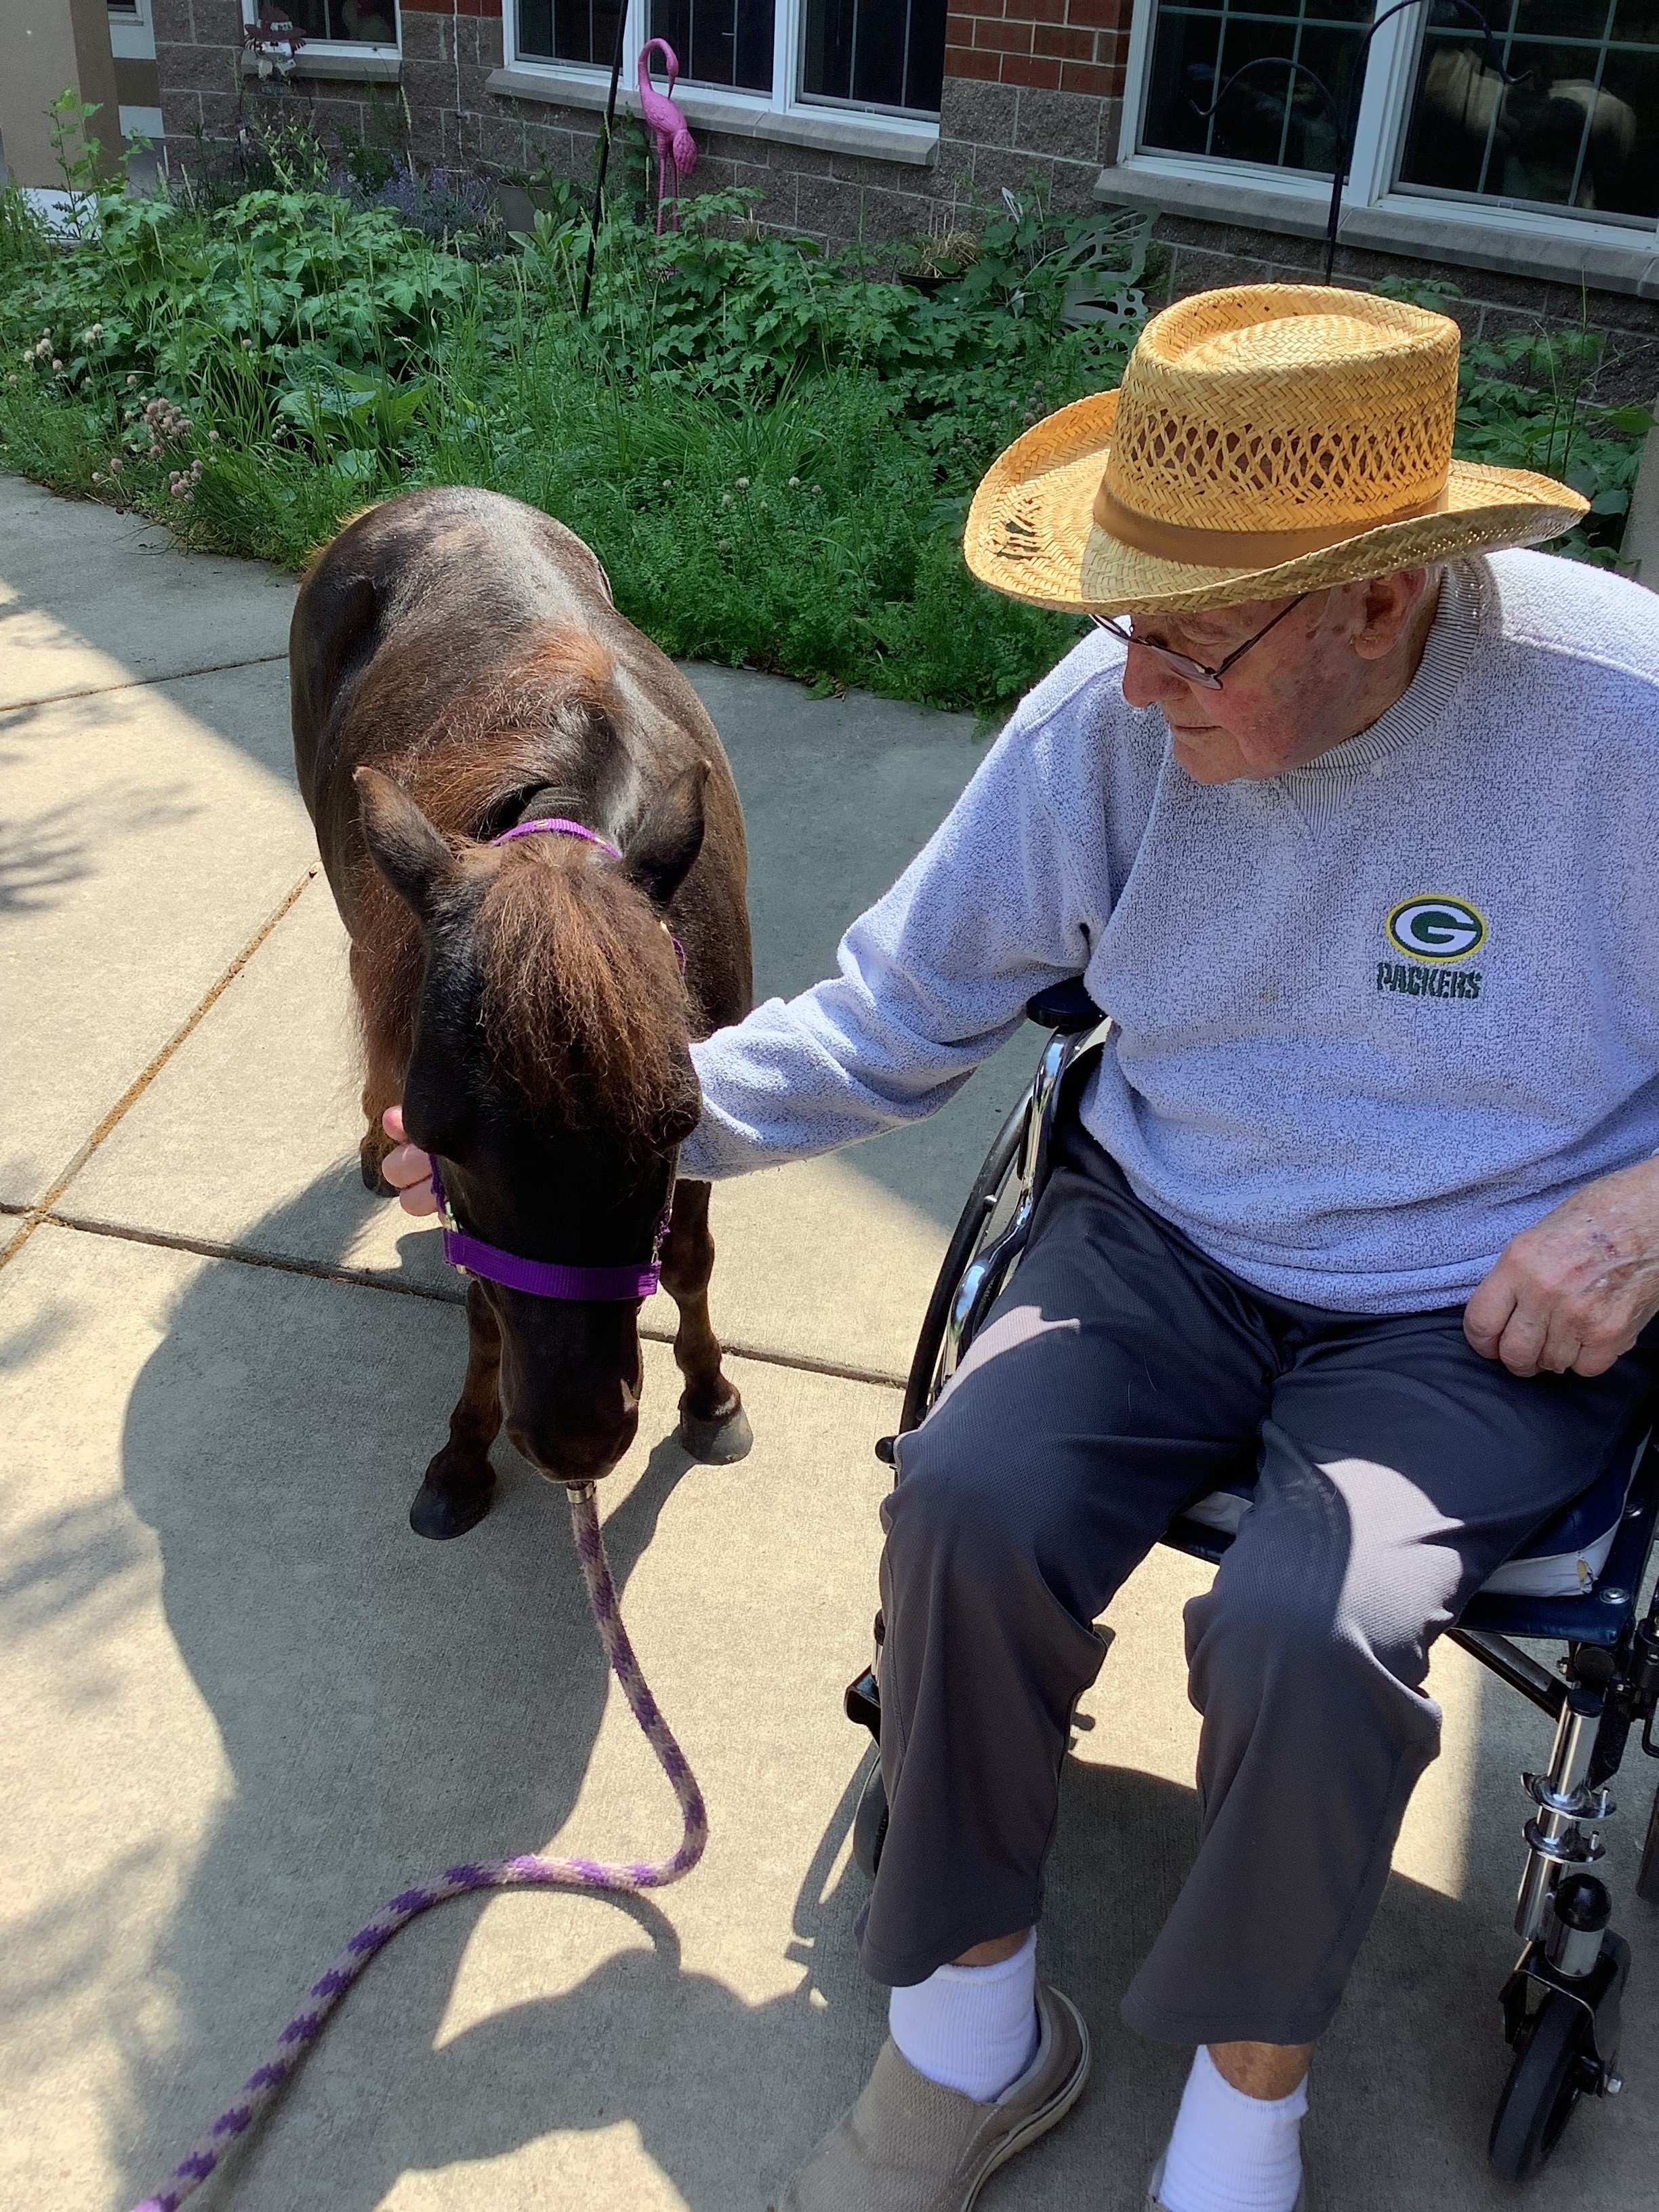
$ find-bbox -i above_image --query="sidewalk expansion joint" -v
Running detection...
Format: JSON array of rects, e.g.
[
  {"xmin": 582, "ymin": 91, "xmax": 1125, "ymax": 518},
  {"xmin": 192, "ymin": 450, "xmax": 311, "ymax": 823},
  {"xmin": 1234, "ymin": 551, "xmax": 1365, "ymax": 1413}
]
[
  {"xmin": 1, "ymin": 651, "xmax": 290, "ymax": 715},
  {"xmin": 0, "ymin": 864, "xmax": 321, "ymax": 1275},
  {"xmin": 25, "ymin": 1208, "xmax": 908, "ymax": 1391}
]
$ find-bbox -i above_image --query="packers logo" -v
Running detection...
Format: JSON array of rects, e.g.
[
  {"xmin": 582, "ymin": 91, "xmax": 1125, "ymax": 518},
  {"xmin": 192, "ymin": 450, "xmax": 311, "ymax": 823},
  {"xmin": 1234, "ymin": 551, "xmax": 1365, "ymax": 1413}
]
[{"xmin": 1386, "ymin": 895, "xmax": 1487, "ymax": 964}]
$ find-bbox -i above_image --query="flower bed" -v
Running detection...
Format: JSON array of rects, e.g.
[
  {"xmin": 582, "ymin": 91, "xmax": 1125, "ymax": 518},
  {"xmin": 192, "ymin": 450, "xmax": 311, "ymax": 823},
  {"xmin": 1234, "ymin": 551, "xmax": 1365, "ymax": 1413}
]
[{"xmin": 0, "ymin": 149, "xmax": 1643, "ymax": 716}]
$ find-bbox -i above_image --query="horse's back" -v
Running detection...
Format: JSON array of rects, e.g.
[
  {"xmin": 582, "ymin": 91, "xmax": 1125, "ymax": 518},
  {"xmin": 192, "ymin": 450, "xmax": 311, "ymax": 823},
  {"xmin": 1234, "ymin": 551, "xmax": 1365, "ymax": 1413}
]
[
  {"xmin": 291, "ymin": 487, "xmax": 750, "ymax": 1020},
  {"xmin": 292, "ymin": 489, "xmax": 616, "ymax": 795},
  {"xmin": 293, "ymin": 486, "xmax": 731, "ymax": 838}
]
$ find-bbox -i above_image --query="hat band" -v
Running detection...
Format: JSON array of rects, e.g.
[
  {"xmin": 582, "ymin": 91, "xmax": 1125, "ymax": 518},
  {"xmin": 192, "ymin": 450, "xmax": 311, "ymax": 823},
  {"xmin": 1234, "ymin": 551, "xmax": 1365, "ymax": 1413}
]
[{"xmin": 1092, "ymin": 474, "xmax": 1452, "ymax": 570}]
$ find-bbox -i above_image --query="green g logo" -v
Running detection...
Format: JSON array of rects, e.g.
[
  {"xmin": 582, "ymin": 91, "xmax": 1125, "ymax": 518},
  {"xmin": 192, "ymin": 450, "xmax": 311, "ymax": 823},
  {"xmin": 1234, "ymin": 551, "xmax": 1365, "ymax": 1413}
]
[{"xmin": 1386, "ymin": 895, "xmax": 1487, "ymax": 964}]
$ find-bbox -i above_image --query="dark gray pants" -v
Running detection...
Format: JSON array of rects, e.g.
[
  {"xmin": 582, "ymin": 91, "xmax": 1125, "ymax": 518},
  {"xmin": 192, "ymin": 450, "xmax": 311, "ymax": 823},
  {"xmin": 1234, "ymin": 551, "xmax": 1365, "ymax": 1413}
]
[{"xmin": 859, "ymin": 1125, "xmax": 1656, "ymax": 2046}]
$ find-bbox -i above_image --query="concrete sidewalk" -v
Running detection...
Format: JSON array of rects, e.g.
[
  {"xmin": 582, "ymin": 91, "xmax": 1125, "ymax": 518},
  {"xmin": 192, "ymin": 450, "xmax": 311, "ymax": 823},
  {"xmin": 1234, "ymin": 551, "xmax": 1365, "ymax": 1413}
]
[{"xmin": 2, "ymin": 471, "xmax": 1656, "ymax": 2212}]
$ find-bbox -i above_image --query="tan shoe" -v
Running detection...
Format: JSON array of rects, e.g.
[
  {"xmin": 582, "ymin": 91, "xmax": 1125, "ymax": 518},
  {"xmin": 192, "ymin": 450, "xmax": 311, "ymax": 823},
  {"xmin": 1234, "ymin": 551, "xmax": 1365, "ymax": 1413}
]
[
  {"xmin": 1147, "ymin": 2151, "xmax": 1307, "ymax": 2211},
  {"xmin": 779, "ymin": 1981, "xmax": 1089, "ymax": 2212}
]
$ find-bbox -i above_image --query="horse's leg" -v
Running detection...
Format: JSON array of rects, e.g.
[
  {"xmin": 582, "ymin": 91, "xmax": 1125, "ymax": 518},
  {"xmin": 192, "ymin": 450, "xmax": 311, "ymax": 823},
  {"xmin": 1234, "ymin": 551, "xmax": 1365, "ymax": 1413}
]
[
  {"xmin": 410, "ymin": 1279, "xmax": 503, "ymax": 1538},
  {"xmin": 660, "ymin": 1179, "xmax": 752, "ymax": 1464},
  {"xmin": 350, "ymin": 939, "xmax": 401, "ymax": 1195}
]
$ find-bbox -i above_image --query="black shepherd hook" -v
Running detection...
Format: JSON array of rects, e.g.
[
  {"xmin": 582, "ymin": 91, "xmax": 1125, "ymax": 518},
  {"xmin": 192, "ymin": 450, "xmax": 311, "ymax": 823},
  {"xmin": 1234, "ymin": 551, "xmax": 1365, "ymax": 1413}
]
[
  {"xmin": 1195, "ymin": 0, "xmax": 1518, "ymax": 281},
  {"xmin": 579, "ymin": 0, "xmax": 632, "ymax": 318},
  {"xmin": 1189, "ymin": 54, "xmax": 1344, "ymax": 149}
]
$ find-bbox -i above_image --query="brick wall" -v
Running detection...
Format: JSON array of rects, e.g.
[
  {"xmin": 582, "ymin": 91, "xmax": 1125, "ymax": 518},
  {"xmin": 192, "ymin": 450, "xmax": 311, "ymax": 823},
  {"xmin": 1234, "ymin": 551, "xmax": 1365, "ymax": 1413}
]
[{"xmin": 945, "ymin": 1, "xmax": 1128, "ymax": 103}]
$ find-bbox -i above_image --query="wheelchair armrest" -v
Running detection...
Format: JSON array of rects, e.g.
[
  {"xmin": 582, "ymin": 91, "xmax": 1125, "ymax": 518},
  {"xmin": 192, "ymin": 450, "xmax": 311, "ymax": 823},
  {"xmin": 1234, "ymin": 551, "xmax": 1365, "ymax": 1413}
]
[{"xmin": 1025, "ymin": 978, "xmax": 1101, "ymax": 1033}]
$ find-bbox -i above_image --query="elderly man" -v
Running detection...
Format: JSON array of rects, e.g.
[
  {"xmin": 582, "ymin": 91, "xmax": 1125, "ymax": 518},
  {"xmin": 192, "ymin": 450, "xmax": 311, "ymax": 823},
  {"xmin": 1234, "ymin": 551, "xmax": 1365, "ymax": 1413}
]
[{"xmin": 386, "ymin": 287, "xmax": 1659, "ymax": 2209}]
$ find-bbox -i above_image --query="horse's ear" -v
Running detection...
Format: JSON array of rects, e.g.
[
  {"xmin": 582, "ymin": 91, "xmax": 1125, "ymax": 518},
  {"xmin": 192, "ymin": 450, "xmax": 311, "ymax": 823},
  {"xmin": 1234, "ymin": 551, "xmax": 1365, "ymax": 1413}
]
[
  {"xmin": 623, "ymin": 761, "xmax": 708, "ymax": 911},
  {"xmin": 355, "ymin": 766, "xmax": 459, "ymax": 923}
]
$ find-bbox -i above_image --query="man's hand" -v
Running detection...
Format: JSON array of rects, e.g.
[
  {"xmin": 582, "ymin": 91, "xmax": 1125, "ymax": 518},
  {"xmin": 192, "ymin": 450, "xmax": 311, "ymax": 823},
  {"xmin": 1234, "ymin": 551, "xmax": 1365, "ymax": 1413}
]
[
  {"xmin": 1465, "ymin": 1157, "xmax": 1659, "ymax": 1377},
  {"xmin": 380, "ymin": 1105, "xmax": 438, "ymax": 1217}
]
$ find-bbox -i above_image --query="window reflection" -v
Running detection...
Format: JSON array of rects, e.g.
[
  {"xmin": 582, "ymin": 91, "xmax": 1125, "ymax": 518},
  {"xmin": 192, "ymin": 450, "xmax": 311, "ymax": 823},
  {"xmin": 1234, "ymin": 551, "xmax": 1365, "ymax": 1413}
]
[
  {"xmin": 800, "ymin": 0, "xmax": 947, "ymax": 113},
  {"xmin": 1398, "ymin": 0, "xmax": 1659, "ymax": 222},
  {"xmin": 649, "ymin": 0, "xmax": 776, "ymax": 91},
  {"xmin": 1140, "ymin": 0, "xmax": 1370, "ymax": 175},
  {"xmin": 517, "ymin": 0, "xmax": 624, "ymax": 66},
  {"xmin": 284, "ymin": 0, "xmax": 397, "ymax": 40}
]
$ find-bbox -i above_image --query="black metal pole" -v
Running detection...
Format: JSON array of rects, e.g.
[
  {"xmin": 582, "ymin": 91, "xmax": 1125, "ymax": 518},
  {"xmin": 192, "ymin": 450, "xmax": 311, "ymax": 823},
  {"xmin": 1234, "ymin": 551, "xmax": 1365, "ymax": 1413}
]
[
  {"xmin": 1319, "ymin": 0, "xmax": 1513, "ymax": 283},
  {"xmin": 579, "ymin": 0, "xmax": 630, "ymax": 319}
]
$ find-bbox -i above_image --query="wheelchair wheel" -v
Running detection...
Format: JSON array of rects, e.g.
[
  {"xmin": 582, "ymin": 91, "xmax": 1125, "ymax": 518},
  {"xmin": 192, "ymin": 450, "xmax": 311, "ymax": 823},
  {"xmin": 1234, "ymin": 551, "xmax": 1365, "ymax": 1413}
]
[
  {"xmin": 1488, "ymin": 1989, "xmax": 1598, "ymax": 2183},
  {"xmin": 853, "ymin": 1757, "xmax": 888, "ymax": 1881},
  {"xmin": 898, "ymin": 1091, "xmax": 1029, "ymax": 1435},
  {"xmin": 1638, "ymin": 1778, "xmax": 1659, "ymax": 1906}
]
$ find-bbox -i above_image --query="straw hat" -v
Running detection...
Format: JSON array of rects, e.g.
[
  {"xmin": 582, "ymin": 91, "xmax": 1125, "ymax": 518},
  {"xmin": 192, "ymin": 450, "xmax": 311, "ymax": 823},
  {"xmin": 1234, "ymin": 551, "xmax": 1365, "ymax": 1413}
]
[{"xmin": 964, "ymin": 284, "xmax": 1588, "ymax": 617}]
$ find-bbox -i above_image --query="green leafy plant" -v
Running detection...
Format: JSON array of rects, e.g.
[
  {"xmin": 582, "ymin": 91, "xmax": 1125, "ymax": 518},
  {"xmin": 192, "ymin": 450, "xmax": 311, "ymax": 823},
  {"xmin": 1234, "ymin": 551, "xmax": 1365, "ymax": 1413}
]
[
  {"xmin": 48, "ymin": 88, "xmax": 108, "ymax": 242},
  {"xmin": 1376, "ymin": 274, "xmax": 1652, "ymax": 562},
  {"xmin": 0, "ymin": 169, "xmax": 1631, "ymax": 715}
]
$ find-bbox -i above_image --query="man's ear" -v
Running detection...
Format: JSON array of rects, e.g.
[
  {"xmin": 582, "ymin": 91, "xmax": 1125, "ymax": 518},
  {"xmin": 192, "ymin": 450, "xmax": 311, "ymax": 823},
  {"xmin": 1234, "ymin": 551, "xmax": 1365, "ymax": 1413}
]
[
  {"xmin": 355, "ymin": 766, "xmax": 461, "ymax": 923},
  {"xmin": 623, "ymin": 761, "xmax": 708, "ymax": 911}
]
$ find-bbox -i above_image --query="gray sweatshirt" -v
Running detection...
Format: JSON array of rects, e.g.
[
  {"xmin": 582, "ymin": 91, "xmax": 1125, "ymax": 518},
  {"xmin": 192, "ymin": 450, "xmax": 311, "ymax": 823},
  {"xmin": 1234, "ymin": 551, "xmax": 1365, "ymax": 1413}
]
[{"xmin": 684, "ymin": 550, "xmax": 1659, "ymax": 1315}]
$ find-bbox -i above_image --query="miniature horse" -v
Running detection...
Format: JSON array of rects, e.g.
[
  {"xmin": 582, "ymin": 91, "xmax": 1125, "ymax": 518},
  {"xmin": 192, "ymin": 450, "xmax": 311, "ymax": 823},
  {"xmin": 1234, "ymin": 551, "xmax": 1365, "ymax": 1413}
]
[{"xmin": 291, "ymin": 487, "xmax": 753, "ymax": 1536}]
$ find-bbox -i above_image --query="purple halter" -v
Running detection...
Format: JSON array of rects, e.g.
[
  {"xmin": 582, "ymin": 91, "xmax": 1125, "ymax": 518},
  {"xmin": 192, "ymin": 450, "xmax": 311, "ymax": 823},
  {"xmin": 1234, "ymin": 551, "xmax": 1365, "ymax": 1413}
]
[{"xmin": 426, "ymin": 815, "xmax": 676, "ymax": 1304}]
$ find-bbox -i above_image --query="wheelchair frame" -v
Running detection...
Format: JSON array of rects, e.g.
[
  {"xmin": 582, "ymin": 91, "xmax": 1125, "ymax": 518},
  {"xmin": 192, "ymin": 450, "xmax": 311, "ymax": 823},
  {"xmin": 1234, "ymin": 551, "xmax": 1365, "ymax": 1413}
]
[{"xmin": 845, "ymin": 983, "xmax": 1659, "ymax": 2186}]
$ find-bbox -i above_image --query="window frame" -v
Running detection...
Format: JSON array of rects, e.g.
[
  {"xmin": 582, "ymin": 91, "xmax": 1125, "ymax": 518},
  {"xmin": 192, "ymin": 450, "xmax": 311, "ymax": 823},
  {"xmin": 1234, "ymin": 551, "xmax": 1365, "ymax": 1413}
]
[
  {"xmin": 108, "ymin": 0, "xmax": 157, "ymax": 61},
  {"xmin": 501, "ymin": 0, "xmax": 945, "ymax": 144},
  {"xmin": 239, "ymin": 0, "xmax": 403, "ymax": 63},
  {"xmin": 1113, "ymin": 0, "xmax": 1659, "ymax": 249}
]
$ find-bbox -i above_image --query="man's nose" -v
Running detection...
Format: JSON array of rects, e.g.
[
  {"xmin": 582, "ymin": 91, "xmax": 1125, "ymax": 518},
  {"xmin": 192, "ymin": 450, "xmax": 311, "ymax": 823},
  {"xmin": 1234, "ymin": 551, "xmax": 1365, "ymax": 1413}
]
[{"xmin": 1119, "ymin": 640, "xmax": 1195, "ymax": 712}]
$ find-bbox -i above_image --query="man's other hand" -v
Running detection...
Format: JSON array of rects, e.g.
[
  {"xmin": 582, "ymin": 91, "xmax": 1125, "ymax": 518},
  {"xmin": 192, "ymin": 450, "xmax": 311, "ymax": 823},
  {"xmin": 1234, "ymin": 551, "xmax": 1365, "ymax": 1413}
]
[
  {"xmin": 1465, "ymin": 1158, "xmax": 1659, "ymax": 1376},
  {"xmin": 381, "ymin": 1105, "xmax": 438, "ymax": 1217}
]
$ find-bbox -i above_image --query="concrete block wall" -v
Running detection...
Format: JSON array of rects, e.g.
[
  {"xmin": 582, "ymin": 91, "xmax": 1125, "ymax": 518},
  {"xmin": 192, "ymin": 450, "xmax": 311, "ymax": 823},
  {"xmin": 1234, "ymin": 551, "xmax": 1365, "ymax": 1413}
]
[
  {"xmin": 148, "ymin": 0, "xmax": 1659, "ymax": 388},
  {"xmin": 941, "ymin": 1, "xmax": 1129, "ymax": 213},
  {"xmin": 1127, "ymin": 207, "xmax": 1659, "ymax": 407}
]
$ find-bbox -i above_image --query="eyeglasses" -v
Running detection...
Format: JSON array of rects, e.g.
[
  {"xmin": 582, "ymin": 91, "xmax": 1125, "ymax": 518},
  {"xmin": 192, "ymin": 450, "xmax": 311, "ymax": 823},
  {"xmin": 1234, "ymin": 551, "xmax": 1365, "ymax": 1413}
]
[{"xmin": 1090, "ymin": 594, "xmax": 1309, "ymax": 692}]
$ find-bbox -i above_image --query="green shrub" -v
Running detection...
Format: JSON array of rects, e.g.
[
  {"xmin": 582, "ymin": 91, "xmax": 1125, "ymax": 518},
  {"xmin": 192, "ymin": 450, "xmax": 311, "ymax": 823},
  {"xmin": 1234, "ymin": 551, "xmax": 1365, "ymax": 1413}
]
[
  {"xmin": 1374, "ymin": 274, "xmax": 1652, "ymax": 563},
  {"xmin": 0, "ymin": 148, "xmax": 1639, "ymax": 716}
]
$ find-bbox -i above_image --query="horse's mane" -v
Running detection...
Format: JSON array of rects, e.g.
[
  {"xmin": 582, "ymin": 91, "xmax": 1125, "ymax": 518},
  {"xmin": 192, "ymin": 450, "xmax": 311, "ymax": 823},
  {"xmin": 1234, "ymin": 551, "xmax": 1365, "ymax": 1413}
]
[
  {"xmin": 350, "ymin": 628, "xmax": 694, "ymax": 1147},
  {"xmin": 478, "ymin": 844, "xmax": 691, "ymax": 1140}
]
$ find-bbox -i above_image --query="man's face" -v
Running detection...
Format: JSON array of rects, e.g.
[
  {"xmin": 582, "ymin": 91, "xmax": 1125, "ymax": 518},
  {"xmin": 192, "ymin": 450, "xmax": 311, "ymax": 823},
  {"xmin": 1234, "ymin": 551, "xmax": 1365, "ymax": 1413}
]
[{"xmin": 1117, "ymin": 569, "xmax": 1438, "ymax": 783}]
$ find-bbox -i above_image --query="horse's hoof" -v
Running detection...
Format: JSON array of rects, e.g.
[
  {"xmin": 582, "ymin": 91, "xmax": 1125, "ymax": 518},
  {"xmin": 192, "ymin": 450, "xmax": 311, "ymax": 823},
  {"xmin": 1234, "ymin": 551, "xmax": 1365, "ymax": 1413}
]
[
  {"xmin": 409, "ymin": 1476, "xmax": 494, "ymax": 1540},
  {"xmin": 678, "ymin": 1404, "xmax": 753, "ymax": 1465},
  {"xmin": 361, "ymin": 1146, "xmax": 395, "ymax": 1197}
]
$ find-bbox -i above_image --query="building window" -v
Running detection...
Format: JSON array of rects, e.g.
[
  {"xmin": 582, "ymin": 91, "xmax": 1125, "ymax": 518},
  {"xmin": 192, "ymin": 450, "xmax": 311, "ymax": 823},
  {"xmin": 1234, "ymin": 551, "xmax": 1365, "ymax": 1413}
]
[
  {"xmin": 517, "ymin": 0, "xmax": 623, "ymax": 68},
  {"xmin": 1140, "ymin": 0, "xmax": 1368, "ymax": 176},
  {"xmin": 513, "ymin": 0, "xmax": 947, "ymax": 118},
  {"xmin": 270, "ymin": 0, "xmax": 399, "ymax": 45},
  {"xmin": 799, "ymin": 0, "xmax": 947, "ymax": 115},
  {"xmin": 1397, "ymin": 0, "xmax": 1659, "ymax": 225},
  {"xmin": 651, "ymin": 1, "xmax": 777, "ymax": 92},
  {"xmin": 1125, "ymin": 0, "xmax": 1659, "ymax": 237}
]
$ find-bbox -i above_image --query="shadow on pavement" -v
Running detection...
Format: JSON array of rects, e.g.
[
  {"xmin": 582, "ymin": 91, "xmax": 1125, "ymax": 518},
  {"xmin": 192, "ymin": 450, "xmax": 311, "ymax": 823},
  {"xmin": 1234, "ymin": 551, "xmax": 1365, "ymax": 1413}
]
[
  {"xmin": 107, "ymin": 1168, "xmax": 886, "ymax": 2209},
  {"xmin": 98, "ymin": 1162, "xmax": 1659, "ymax": 2211}
]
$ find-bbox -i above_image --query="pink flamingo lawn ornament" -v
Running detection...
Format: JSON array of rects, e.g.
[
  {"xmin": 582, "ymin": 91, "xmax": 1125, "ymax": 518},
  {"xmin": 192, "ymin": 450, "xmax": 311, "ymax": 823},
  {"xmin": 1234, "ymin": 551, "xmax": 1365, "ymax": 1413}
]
[{"xmin": 638, "ymin": 38, "xmax": 698, "ymax": 234}]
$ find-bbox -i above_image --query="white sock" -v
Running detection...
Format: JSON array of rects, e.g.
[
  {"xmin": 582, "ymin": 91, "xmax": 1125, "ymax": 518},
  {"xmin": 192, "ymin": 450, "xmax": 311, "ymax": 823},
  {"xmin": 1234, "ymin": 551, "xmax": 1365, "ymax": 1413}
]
[
  {"xmin": 888, "ymin": 1930, "xmax": 1040, "ymax": 2102},
  {"xmin": 1158, "ymin": 2045, "xmax": 1307, "ymax": 2212}
]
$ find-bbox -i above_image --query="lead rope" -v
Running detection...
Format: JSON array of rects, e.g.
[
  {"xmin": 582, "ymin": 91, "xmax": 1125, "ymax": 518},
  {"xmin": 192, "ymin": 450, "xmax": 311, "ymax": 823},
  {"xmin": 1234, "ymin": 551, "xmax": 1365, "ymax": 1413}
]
[{"xmin": 129, "ymin": 1483, "xmax": 707, "ymax": 2212}]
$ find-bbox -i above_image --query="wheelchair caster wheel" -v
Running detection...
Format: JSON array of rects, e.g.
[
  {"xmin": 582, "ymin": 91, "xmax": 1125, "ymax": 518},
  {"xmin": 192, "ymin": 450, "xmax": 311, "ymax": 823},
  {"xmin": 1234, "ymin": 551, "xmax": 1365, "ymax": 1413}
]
[
  {"xmin": 853, "ymin": 1757, "xmax": 888, "ymax": 1881},
  {"xmin": 1489, "ymin": 1989, "xmax": 1599, "ymax": 2183}
]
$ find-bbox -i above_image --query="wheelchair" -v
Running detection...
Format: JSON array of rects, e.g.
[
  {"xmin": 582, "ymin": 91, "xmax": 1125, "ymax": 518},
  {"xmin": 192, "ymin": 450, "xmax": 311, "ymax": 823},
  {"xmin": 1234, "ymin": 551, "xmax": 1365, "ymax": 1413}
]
[{"xmin": 844, "ymin": 978, "xmax": 1659, "ymax": 2186}]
